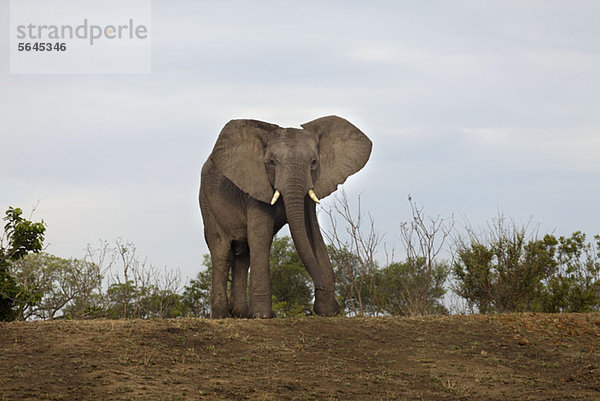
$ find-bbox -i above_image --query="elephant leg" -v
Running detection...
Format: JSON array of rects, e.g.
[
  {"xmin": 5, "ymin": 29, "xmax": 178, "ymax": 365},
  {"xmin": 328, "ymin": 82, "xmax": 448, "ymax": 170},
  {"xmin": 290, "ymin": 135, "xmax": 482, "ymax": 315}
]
[
  {"xmin": 230, "ymin": 244, "xmax": 249, "ymax": 318},
  {"xmin": 247, "ymin": 201, "xmax": 275, "ymax": 318},
  {"xmin": 207, "ymin": 237, "xmax": 233, "ymax": 319},
  {"xmin": 305, "ymin": 201, "xmax": 340, "ymax": 316}
]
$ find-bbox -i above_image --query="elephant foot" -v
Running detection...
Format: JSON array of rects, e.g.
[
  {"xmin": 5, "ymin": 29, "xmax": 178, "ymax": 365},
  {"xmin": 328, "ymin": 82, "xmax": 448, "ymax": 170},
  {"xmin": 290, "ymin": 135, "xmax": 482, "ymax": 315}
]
[
  {"xmin": 248, "ymin": 306, "xmax": 275, "ymax": 319},
  {"xmin": 229, "ymin": 304, "xmax": 249, "ymax": 318},
  {"xmin": 314, "ymin": 290, "xmax": 340, "ymax": 317},
  {"xmin": 211, "ymin": 302, "xmax": 230, "ymax": 319},
  {"xmin": 251, "ymin": 310, "xmax": 275, "ymax": 318}
]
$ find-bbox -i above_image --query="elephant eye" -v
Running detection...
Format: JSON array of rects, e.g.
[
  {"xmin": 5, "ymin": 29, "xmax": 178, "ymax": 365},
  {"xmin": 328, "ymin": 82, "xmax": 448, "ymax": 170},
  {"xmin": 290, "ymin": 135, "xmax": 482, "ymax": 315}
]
[
  {"xmin": 266, "ymin": 159, "xmax": 275, "ymax": 166},
  {"xmin": 310, "ymin": 158, "xmax": 318, "ymax": 169}
]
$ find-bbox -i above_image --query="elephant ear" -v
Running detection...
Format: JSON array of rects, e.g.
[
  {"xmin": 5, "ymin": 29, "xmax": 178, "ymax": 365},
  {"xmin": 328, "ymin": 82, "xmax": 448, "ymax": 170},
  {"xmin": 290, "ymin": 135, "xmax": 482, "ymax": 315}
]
[
  {"xmin": 210, "ymin": 119, "xmax": 279, "ymax": 204},
  {"xmin": 301, "ymin": 116, "xmax": 372, "ymax": 199}
]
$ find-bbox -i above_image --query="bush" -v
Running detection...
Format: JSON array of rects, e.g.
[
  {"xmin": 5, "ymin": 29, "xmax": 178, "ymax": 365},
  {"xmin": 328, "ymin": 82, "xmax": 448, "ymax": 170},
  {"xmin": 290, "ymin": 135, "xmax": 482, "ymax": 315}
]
[
  {"xmin": 0, "ymin": 207, "xmax": 46, "ymax": 321},
  {"xmin": 380, "ymin": 259, "xmax": 449, "ymax": 316},
  {"xmin": 542, "ymin": 232, "xmax": 600, "ymax": 312},
  {"xmin": 453, "ymin": 217, "xmax": 600, "ymax": 314}
]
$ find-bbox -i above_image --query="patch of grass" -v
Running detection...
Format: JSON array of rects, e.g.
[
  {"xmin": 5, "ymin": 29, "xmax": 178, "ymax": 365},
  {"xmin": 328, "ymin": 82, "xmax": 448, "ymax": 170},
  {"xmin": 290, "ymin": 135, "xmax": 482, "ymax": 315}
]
[{"xmin": 439, "ymin": 377, "xmax": 472, "ymax": 398}]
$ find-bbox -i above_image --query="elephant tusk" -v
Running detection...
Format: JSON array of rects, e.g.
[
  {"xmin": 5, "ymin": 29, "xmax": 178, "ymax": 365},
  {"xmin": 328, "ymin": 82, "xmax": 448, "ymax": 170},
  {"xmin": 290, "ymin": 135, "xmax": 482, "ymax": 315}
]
[
  {"xmin": 270, "ymin": 190, "xmax": 281, "ymax": 205},
  {"xmin": 308, "ymin": 189, "xmax": 320, "ymax": 204}
]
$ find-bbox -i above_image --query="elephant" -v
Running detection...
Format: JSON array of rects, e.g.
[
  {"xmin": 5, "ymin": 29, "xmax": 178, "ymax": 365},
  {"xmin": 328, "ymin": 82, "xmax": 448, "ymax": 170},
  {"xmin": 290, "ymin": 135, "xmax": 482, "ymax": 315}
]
[{"xmin": 199, "ymin": 115, "xmax": 372, "ymax": 318}]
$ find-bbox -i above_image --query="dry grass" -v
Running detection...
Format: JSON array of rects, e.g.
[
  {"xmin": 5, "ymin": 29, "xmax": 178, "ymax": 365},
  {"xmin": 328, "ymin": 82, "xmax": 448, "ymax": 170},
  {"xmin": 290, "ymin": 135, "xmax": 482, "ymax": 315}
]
[{"xmin": 1, "ymin": 313, "xmax": 599, "ymax": 400}]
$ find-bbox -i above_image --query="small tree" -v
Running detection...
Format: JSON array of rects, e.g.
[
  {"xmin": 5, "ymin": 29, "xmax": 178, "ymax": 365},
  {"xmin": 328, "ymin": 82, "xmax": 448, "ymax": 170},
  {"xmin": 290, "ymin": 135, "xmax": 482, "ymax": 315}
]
[
  {"xmin": 453, "ymin": 216, "xmax": 557, "ymax": 313},
  {"xmin": 452, "ymin": 242, "xmax": 495, "ymax": 313},
  {"xmin": 542, "ymin": 232, "xmax": 600, "ymax": 312},
  {"xmin": 379, "ymin": 259, "xmax": 449, "ymax": 316},
  {"xmin": 325, "ymin": 193, "xmax": 451, "ymax": 316},
  {"xmin": 80, "ymin": 239, "xmax": 184, "ymax": 319},
  {"xmin": 396, "ymin": 197, "xmax": 452, "ymax": 316},
  {"xmin": 9, "ymin": 253, "xmax": 101, "ymax": 320},
  {"xmin": 0, "ymin": 207, "xmax": 46, "ymax": 321},
  {"xmin": 324, "ymin": 191, "xmax": 382, "ymax": 316},
  {"xmin": 329, "ymin": 245, "xmax": 374, "ymax": 315}
]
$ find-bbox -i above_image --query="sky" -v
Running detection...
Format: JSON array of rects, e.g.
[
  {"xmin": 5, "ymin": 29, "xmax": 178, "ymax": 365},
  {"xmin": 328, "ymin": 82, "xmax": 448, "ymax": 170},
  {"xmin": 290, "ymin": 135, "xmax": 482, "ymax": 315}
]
[{"xmin": 1, "ymin": 1, "xmax": 599, "ymax": 281}]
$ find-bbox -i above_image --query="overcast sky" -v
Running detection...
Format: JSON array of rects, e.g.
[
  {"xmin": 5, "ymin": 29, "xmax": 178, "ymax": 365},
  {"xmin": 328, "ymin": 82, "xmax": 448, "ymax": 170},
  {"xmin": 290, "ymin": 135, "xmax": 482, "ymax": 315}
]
[{"xmin": 1, "ymin": 1, "xmax": 599, "ymax": 280}]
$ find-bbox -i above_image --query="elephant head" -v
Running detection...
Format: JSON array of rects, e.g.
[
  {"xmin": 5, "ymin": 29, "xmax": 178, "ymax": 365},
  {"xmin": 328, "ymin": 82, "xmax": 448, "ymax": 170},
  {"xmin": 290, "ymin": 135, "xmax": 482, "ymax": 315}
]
[{"xmin": 209, "ymin": 115, "xmax": 372, "ymax": 315}]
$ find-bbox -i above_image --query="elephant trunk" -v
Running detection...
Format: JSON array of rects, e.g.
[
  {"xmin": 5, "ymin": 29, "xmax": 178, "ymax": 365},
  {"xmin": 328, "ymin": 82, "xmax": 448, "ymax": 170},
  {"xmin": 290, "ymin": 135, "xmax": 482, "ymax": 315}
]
[
  {"xmin": 283, "ymin": 192, "xmax": 324, "ymax": 291},
  {"xmin": 284, "ymin": 191, "xmax": 340, "ymax": 316}
]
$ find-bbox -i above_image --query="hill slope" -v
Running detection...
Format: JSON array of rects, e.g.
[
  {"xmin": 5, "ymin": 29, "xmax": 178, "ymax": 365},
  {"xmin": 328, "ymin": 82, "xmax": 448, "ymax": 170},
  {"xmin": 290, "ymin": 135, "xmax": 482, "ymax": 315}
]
[{"xmin": 1, "ymin": 314, "xmax": 599, "ymax": 400}]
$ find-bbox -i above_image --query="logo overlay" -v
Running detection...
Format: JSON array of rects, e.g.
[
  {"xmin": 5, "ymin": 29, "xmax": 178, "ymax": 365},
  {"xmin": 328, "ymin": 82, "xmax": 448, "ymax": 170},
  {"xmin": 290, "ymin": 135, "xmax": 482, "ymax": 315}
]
[{"xmin": 10, "ymin": 0, "xmax": 151, "ymax": 74}]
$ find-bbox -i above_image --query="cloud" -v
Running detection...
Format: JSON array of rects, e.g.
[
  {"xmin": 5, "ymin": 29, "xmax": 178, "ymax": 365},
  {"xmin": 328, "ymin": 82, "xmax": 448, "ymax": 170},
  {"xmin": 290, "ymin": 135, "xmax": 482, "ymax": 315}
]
[
  {"xmin": 458, "ymin": 126, "xmax": 600, "ymax": 172},
  {"xmin": 2, "ymin": 0, "xmax": 600, "ymax": 275}
]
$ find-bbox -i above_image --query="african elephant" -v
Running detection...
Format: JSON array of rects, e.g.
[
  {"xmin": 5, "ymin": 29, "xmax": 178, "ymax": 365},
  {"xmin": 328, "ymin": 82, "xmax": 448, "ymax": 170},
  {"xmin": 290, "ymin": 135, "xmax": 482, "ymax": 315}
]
[{"xmin": 199, "ymin": 115, "xmax": 372, "ymax": 318}]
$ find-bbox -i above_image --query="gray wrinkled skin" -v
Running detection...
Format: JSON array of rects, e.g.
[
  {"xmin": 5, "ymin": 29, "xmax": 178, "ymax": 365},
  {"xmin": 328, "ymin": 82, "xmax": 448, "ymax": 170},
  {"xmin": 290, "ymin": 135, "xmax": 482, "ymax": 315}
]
[{"xmin": 199, "ymin": 116, "xmax": 372, "ymax": 318}]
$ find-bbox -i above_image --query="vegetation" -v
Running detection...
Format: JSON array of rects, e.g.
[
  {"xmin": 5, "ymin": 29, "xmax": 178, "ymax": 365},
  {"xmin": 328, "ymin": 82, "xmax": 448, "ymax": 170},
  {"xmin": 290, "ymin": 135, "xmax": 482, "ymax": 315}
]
[
  {"xmin": 326, "ymin": 193, "xmax": 452, "ymax": 316},
  {"xmin": 0, "ymin": 207, "xmax": 46, "ymax": 321},
  {"xmin": 1, "ymin": 202, "xmax": 598, "ymax": 321},
  {"xmin": 378, "ymin": 258, "xmax": 449, "ymax": 316},
  {"xmin": 453, "ymin": 217, "xmax": 600, "ymax": 313},
  {"xmin": 2, "ymin": 235, "xmax": 185, "ymax": 321},
  {"xmin": 8, "ymin": 253, "xmax": 101, "ymax": 320}
]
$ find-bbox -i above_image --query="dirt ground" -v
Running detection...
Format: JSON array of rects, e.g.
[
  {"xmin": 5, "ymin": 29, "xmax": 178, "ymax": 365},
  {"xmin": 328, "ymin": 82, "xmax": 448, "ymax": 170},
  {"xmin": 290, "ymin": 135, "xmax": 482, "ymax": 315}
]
[{"xmin": 1, "ymin": 313, "xmax": 599, "ymax": 400}]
